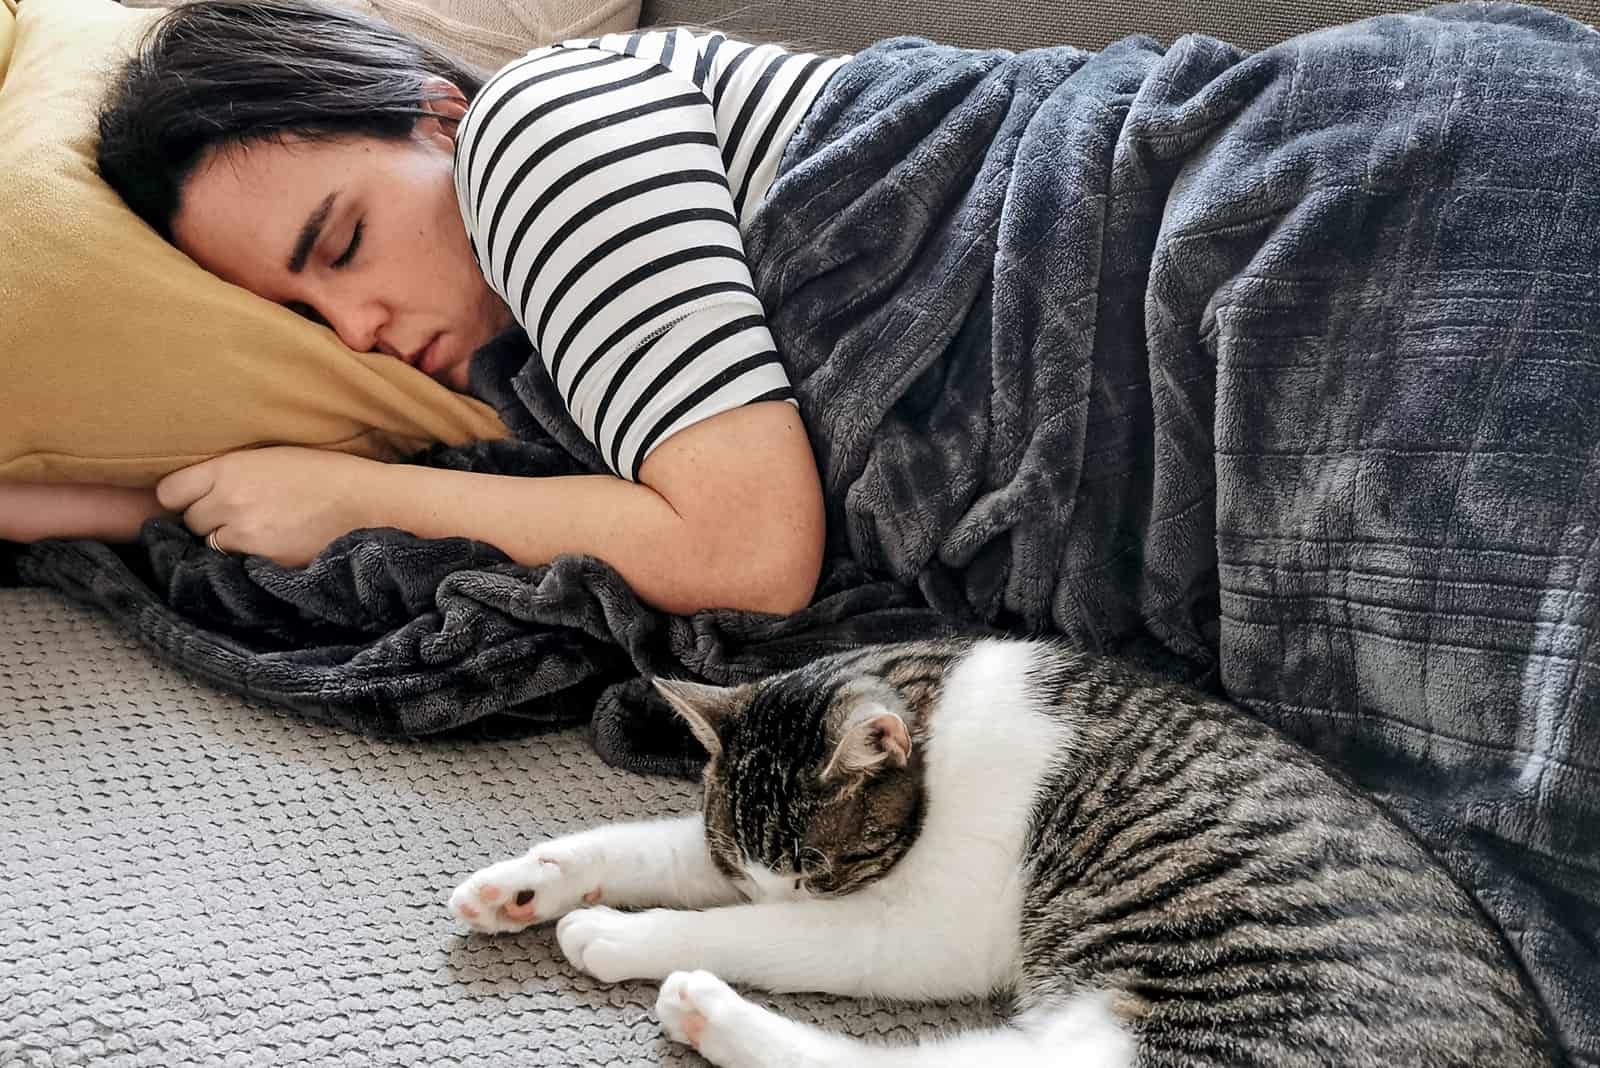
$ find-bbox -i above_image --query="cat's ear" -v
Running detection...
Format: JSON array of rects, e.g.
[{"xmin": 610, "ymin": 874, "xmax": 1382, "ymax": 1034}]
[
  {"xmin": 822, "ymin": 699, "xmax": 912, "ymax": 781},
  {"xmin": 652, "ymin": 678, "xmax": 741, "ymax": 757}
]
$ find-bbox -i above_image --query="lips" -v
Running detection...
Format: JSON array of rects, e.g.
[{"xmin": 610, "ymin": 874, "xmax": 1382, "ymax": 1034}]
[{"xmin": 413, "ymin": 334, "xmax": 445, "ymax": 377}]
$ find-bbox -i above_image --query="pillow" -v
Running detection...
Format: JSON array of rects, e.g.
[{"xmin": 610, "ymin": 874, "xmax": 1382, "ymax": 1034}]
[
  {"xmin": 121, "ymin": 0, "xmax": 643, "ymax": 71},
  {"xmin": 0, "ymin": 0, "xmax": 510, "ymax": 488},
  {"xmin": 346, "ymin": 0, "xmax": 641, "ymax": 69}
]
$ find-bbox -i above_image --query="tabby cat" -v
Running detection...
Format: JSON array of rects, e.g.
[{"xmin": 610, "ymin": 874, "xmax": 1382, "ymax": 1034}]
[{"xmin": 450, "ymin": 638, "xmax": 1554, "ymax": 1067}]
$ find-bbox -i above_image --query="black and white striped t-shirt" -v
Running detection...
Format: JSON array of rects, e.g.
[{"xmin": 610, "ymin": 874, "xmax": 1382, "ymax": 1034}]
[{"xmin": 453, "ymin": 30, "xmax": 847, "ymax": 480}]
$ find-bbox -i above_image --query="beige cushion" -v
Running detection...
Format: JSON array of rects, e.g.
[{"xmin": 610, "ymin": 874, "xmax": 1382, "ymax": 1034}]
[
  {"xmin": 0, "ymin": 0, "xmax": 510, "ymax": 488},
  {"xmin": 0, "ymin": 0, "xmax": 14, "ymax": 77},
  {"xmin": 344, "ymin": 0, "xmax": 640, "ymax": 68},
  {"xmin": 121, "ymin": 0, "xmax": 642, "ymax": 70}
]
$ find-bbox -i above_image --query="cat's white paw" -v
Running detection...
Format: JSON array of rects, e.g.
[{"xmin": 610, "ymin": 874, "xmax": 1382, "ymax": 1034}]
[
  {"xmin": 556, "ymin": 906, "xmax": 681, "ymax": 983},
  {"xmin": 449, "ymin": 840, "xmax": 603, "ymax": 933},
  {"xmin": 657, "ymin": 971, "xmax": 781, "ymax": 1068}
]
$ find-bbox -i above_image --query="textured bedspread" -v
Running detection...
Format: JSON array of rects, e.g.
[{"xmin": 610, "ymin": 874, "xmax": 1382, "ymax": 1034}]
[{"xmin": 4, "ymin": 3, "xmax": 1596, "ymax": 1061}]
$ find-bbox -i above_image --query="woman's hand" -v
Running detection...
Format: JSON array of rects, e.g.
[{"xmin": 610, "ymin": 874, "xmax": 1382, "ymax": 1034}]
[{"xmin": 157, "ymin": 447, "xmax": 380, "ymax": 567}]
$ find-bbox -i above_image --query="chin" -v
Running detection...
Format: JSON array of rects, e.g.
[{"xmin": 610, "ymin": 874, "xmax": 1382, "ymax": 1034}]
[{"xmin": 443, "ymin": 360, "xmax": 473, "ymax": 393}]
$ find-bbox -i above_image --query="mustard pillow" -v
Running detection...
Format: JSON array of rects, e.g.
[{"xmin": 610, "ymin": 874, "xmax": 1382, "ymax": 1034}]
[{"xmin": 0, "ymin": 0, "xmax": 509, "ymax": 489}]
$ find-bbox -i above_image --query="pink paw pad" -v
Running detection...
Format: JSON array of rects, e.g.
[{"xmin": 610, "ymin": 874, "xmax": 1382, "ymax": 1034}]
[
  {"xmin": 502, "ymin": 896, "xmax": 538, "ymax": 921},
  {"xmin": 476, "ymin": 884, "xmax": 503, "ymax": 904},
  {"xmin": 679, "ymin": 989, "xmax": 707, "ymax": 1049},
  {"xmin": 458, "ymin": 903, "xmax": 480, "ymax": 920}
]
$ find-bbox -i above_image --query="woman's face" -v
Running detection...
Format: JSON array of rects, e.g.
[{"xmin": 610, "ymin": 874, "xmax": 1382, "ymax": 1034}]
[{"xmin": 171, "ymin": 98, "xmax": 513, "ymax": 393}]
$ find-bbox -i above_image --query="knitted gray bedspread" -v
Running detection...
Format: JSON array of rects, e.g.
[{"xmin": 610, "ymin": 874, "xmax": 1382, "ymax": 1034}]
[{"xmin": 4, "ymin": 4, "xmax": 1596, "ymax": 1062}]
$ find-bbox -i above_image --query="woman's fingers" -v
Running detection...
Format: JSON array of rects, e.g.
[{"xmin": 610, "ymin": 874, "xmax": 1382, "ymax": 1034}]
[
  {"xmin": 183, "ymin": 499, "xmax": 227, "ymax": 540},
  {"xmin": 155, "ymin": 460, "xmax": 218, "ymax": 513},
  {"xmin": 157, "ymin": 460, "xmax": 231, "ymax": 538}
]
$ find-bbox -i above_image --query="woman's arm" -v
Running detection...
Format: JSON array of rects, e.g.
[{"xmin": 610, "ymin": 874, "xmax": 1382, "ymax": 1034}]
[
  {"xmin": 364, "ymin": 400, "xmax": 825, "ymax": 615},
  {"xmin": 0, "ymin": 481, "xmax": 172, "ymax": 543},
  {"xmin": 363, "ymin": 402, "xmax": 819, "ymax": 617},
  {"xmin": 158, "ymin": 400, "xmax": 826, "ymax": 616}
]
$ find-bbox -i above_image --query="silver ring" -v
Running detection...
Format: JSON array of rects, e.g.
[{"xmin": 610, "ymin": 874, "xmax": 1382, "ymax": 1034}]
[{"xmin": 206, "ymin": 530, "xmax": 228, "ymax": 555}]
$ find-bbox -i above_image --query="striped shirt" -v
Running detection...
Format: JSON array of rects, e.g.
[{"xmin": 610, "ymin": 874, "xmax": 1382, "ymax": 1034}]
[{"xmin": 453, "ymin": 30, "xmax": 848, "ymax": 480}]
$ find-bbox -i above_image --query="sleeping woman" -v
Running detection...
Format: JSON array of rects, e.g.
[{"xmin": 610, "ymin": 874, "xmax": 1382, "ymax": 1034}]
[{"xmin": 2, "ymin": 0, "xmax": 837, "ymax": 617}]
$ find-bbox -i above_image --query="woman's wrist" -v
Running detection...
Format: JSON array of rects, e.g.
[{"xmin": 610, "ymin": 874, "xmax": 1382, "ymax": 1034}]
[
  {"xmin": 0, "ymin": 482, "xmax": 173, "ymax": 543},
  {"xmin": 343, "ymin": 456, "xmax": 401, "ymax": 534}
]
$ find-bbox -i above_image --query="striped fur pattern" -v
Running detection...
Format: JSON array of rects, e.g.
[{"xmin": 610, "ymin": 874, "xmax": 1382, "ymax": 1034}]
[{"xmin": 450, "ymin": 637, "xmax": 1555, "ymax": 1067}]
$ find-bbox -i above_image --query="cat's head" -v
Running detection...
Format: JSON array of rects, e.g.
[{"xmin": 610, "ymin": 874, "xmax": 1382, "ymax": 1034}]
[{"xmin": 654, "ymin": 647, "xmax": 945, "ymax": 902}]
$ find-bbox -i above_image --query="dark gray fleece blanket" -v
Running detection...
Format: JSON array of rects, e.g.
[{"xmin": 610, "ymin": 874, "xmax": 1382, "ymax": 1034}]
[
  {"xmin": 3, "ymin": 3, "xmax": 1597, "ymax": 1061},
  {"xmin": 741, "ymin": 8, "xmax": 1598, "ymax": 1061}
]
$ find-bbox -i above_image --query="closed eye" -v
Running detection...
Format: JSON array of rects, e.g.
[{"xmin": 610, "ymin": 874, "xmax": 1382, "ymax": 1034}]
[
  {"xmin": 286, "ymin": 301, "xmax": 328, "ymax": 328},
  {"xmin": 331, "ymin": 219, "xmax": 364, "ymax": 269}
]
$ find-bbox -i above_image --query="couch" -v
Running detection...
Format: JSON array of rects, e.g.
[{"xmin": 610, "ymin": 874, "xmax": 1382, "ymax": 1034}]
[{"xmin": 5, "ymin": 0, "xmax": 1599, "ymax": 1064}]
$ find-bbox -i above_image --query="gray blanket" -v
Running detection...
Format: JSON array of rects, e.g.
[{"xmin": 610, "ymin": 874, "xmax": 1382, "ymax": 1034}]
[{"xmin": 3, "ymin": 3, "xmax": 1596, "ymax": 1062}]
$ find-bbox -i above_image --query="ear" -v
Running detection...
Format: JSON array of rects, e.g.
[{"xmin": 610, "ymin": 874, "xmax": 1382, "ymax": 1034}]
[
  {"xmin": 416, "ymin": 77, "xmax": 470, "ymax": 145},
  {"xmin": 652, "ymin": 678, "xmax": 742, "ymax": 758},
  {"xmin": 822, "ymin": 700, "xmax": 912, "ymax": 781}
]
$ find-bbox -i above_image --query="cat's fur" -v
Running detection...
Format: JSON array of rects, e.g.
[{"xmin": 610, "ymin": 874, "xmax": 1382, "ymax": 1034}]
[{"xmin": 450, "ymin": 638, "xmax": 1555, "ymax": 1067}]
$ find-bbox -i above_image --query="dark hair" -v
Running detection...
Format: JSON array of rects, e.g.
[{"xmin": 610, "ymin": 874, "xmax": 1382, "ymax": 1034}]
[{"xmin": 96, "ymin": 0, "xmax": 487, "ymax": 240}]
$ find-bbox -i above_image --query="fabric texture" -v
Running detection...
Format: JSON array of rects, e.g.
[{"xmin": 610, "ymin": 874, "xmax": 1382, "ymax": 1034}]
[
  {"xmin": 5, "ymin": 5, "xmax": 1598, "ymax": 1064},
  {"xmin": 342, "ymin": 0, "xmax": 641, "ymax": 69},
  {"xmin": 0, "ymin": 587, "xmax": 1000, "ymax": 1065},
  {"xmin": 0, "ymin": 0, "xmax": 507, "ymax": 488},
  {"xmin": 641, "ymin": 0, "xmax": 1600, "ymax": 54},
  {"xmin": 119, "ymin": 0, "xmax": 642, "ymax": 71}
]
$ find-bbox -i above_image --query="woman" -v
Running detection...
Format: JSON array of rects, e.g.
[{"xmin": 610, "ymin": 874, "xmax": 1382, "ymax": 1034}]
[{"xmin": 2, "ymin": 0, "xmax": 839, "ymax": 617}]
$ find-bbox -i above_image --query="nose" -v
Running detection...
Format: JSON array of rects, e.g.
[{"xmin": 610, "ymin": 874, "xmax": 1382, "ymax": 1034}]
[{"xmin": 320, "ymin": 297, "xmax": 389, "ymax": 355}]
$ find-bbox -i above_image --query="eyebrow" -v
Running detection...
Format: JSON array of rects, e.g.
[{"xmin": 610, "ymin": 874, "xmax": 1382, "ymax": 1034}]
[{"xmin": 288, "ymin": 192, "xmax": 339, "ymax": 274}]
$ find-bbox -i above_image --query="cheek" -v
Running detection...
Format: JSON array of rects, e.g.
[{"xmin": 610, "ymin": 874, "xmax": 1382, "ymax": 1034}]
[
  {"xmin": 424, "ymin": 177, "xmax": 476, "ymax": 263},
  {"xmin": 376, "ymin": 173, "xmax": 474, "ymax": 281}
]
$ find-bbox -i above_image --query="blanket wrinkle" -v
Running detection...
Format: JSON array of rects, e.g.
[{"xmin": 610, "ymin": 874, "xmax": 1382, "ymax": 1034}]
[{"xmin": 3, "ymin": 4, "xmax": 1596, "ymax": 1062}]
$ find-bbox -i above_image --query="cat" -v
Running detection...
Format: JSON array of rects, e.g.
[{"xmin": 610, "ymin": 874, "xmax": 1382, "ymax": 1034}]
[{"xmin": 449, "ymin": 637, "xmax": 1555, "ymax": 1067}]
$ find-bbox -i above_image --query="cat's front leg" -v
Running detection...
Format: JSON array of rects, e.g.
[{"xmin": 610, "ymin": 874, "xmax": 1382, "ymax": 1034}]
[
  {"xmin": 449, "ymin": 814, "xmax": 740, "ymax": 933},
  {"xmin": 556, "ymin": 896, "xmax": 1003, "ymax": 1000},
  {"xmin": 657, "ymin": 972, "xmax": 1137, "ymax": 1068},
  {"xmin": 657, "ymin": 971, "xmax": 837, "ymax": 1068}
]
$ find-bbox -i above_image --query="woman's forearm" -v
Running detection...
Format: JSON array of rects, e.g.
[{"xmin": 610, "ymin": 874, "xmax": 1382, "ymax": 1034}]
[
  {"xmin": 0, "ymin": 482, "xmax": 172, "ymax": 543},
  {"xmin": 362, "ymin": 464, "xmax": 818, "ymax": 616},
  {"xmin": 144, "ymin": 403, "xmax": 825, "ymax": 616}
]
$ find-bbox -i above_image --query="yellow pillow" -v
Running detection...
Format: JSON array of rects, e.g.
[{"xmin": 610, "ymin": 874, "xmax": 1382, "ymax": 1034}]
[{"xmin": 0, "ymin": 0, "xmax": 509, "ymax": 488}]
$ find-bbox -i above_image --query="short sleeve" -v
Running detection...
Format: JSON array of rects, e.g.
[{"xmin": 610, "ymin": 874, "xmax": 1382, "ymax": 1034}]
[{"xmin": 453, "ymin": 43, "xmax": 795, "ymax": 480}]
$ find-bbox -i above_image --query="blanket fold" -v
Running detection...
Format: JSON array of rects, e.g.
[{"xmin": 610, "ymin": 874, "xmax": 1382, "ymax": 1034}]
[{"xmin": 5, "ymin": 4, "xmax": 1595, "ymax": 1062}]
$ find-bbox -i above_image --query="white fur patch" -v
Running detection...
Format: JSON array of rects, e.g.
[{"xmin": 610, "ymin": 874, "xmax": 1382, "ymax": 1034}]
[
  {"xmin": 800, "ymin": 638, "xmax": 1077, "ymax": 1000},
  {"xmin": 882, "ymin": 640, "xmax": 1072, "ymax": 978},
  {"xmin": 741, "ymin": 862, "xmax": 812, "ymax": 903}
]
